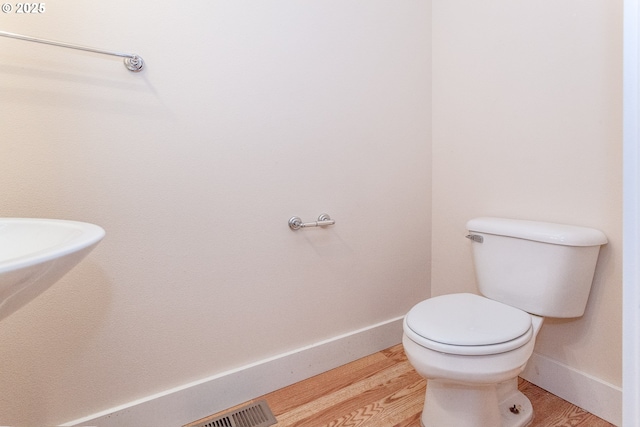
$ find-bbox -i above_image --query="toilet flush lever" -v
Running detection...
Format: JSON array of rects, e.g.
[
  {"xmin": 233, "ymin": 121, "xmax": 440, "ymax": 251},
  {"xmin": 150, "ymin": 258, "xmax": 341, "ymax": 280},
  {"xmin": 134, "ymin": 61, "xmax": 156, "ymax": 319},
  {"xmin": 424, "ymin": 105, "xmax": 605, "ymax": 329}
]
[{"xmin": 466, "ymin": 234, "xmax": 484, "ymax": 243}]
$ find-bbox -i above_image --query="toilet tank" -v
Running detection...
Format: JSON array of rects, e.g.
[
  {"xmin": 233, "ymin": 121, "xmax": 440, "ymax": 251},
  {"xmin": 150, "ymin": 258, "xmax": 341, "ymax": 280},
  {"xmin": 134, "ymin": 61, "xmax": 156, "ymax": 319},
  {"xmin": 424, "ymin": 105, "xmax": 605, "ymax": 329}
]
[{"xmin": 466, "ymin": 217, "xmax": 607, "ymax": 318}]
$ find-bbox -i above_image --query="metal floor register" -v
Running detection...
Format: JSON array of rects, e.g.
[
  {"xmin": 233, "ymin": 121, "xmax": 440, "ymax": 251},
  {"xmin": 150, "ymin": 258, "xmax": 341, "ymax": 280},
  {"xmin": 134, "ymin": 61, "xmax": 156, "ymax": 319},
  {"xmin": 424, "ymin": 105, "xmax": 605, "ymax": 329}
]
[{"xmin": 189, "ymin": 399, "xmax": 277, "ymax": 427}]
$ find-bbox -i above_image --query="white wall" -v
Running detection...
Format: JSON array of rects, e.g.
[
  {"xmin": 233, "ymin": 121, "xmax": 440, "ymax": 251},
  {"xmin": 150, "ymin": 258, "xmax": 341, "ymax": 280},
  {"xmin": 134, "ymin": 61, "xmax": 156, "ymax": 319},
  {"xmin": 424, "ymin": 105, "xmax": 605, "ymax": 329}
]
[
  {"xmin": 431, "ymin": 0, "xmax": 622, "ymax": 423},
  {"xmin": 1, "ymin": 1, "xmax": 625, "ymax": 425},
  {"xmin": 0, "ymin": 1, "xmax": 432, "ymax": 425}
]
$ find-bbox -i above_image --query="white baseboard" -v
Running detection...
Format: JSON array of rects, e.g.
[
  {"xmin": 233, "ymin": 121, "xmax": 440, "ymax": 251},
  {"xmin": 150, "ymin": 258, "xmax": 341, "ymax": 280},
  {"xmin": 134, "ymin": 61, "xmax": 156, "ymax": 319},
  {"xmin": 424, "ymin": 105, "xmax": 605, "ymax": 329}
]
[
  {"xmin": 62, "ymin": 316, "xmax": 404, "ymax": 427},
  {"xmin": 520, "ymin": 351, "xmax": 622, "ymax": 426},
  {"xmin": 62, "ymin": 319, "xmax": 621, "ymax": 427}
]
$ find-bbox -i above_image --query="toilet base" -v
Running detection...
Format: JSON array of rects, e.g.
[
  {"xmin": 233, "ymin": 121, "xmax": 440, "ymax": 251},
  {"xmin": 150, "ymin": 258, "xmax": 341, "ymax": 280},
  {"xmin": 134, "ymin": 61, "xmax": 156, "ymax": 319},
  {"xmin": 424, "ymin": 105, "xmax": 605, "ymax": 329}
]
[
  {"xmin": 420, "ymin": 377, "xmax": 533, "ymax": 427},
  {"xmin": 497, "ymin": 388, "xmax": 533, "ymax": 427}
]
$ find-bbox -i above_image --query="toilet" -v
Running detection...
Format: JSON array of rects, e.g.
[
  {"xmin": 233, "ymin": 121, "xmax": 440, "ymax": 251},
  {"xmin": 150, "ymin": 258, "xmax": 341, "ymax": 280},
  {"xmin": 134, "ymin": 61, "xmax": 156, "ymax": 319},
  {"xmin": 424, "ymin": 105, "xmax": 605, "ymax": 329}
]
[{"xmin": 402, "ymin": 217, "xmax": 607, "ymax": 427}]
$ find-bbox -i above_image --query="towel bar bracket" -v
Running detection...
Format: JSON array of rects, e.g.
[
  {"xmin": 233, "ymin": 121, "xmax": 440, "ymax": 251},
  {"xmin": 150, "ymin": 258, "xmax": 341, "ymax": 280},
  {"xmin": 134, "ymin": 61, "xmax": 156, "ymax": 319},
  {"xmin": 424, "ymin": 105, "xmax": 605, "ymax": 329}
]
[{"xmin": 124, "ymin": 55, "xmax": 144, "ymax": 72}]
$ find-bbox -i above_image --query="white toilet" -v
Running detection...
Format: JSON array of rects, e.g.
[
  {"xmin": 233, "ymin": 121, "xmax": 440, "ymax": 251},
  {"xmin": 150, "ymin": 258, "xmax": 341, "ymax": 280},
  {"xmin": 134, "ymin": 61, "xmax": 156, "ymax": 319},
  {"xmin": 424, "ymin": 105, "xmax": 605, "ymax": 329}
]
[{"xmin": 402, "ymin": 217, "xmax": 607, "ymax": 427}]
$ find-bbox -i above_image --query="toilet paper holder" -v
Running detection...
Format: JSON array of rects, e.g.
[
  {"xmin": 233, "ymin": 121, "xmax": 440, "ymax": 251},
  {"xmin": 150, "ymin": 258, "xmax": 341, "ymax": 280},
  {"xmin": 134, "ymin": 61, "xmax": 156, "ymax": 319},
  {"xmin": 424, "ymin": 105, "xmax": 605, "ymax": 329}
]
[{"xmin": 288, "ymin": 214, "xmax": 335, "ymax": 230}]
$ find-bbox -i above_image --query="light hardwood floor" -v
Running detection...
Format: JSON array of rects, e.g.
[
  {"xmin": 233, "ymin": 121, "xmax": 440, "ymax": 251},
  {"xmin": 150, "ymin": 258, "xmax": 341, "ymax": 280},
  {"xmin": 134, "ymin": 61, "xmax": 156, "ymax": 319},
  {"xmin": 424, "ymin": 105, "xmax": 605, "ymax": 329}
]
[{"xmin": 186, "ymin": 344, "xmax": 615, "ymax": 427}]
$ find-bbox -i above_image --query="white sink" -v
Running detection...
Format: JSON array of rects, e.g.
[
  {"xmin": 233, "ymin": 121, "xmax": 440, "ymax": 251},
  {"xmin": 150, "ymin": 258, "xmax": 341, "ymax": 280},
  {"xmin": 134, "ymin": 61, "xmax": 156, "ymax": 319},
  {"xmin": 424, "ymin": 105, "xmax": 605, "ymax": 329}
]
[{"xmin": 0, "ymin": 218, "xmax": 105, "ymax": 322}]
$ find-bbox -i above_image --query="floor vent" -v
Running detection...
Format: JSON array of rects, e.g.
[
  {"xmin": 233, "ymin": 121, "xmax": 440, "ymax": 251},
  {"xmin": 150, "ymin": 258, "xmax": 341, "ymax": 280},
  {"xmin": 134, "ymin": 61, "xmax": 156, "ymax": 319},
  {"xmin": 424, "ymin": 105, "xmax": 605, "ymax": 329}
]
[{"xmin": 191, "ymin": 400, "xmax": 277, "ymax": 427}]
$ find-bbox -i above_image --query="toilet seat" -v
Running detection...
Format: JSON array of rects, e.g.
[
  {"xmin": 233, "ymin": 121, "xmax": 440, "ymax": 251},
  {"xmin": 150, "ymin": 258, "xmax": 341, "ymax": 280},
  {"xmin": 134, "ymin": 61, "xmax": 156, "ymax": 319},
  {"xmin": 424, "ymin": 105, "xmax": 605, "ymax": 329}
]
[{"xmin": 404, "ymin": 293, "xmax": 533, "ymax": 356}]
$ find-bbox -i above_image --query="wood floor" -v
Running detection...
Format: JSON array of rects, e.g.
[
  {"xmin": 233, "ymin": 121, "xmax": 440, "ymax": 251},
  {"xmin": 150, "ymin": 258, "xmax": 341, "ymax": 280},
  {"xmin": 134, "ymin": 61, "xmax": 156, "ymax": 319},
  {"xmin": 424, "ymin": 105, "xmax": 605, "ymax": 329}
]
[{"xmin": 186, "ymin": 344, "xmax": 615, "ymax": 427}]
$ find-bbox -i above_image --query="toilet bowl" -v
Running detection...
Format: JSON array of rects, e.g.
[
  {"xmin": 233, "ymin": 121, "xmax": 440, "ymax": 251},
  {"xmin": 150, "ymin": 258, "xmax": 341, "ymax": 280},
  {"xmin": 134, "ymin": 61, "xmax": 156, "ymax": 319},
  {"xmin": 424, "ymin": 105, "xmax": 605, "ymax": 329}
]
[
  {"xmin": 403, "ymin": 293, "xmax": 544, "ymax": 427},
  {"xmin": 403, "ymin": 217, "xmax": 607, "ymax": 427}
]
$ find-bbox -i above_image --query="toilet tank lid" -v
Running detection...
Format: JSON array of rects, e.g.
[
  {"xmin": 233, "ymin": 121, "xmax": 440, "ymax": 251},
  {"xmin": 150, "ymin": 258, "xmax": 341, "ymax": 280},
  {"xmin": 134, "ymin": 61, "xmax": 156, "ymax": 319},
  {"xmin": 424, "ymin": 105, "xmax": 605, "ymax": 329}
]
[{"xmin": 467, "ymin": 217, "xmax": 608, "ymax": 247}]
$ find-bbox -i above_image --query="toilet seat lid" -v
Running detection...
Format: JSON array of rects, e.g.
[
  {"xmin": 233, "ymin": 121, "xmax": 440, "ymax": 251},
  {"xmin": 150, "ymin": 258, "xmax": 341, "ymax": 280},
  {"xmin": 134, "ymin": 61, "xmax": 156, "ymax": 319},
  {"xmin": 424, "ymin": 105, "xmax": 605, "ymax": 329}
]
[{"xmin": 404, "ymin": 293, "xmax": 532, "ymax": 355}]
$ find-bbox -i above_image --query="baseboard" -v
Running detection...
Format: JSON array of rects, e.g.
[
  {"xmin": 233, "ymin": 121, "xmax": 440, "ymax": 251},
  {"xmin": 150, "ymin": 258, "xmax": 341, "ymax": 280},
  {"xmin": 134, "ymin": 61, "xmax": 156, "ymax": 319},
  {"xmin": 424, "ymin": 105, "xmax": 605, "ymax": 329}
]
[
  {"xmin": 520, "ymin": 351, "xmax": 622, "ymax": 426},
  {"xmin": 62, "ymin": 316, "xmax": 404, "ymax": 427}
]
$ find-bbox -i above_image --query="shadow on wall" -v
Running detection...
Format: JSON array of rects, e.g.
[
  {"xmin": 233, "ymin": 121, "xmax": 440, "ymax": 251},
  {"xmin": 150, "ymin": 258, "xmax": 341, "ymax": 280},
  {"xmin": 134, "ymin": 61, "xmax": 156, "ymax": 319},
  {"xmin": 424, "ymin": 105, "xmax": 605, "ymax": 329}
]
[{"xmin": 0, "ymin": 260, "xmax": 112, "ymax": 422}]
